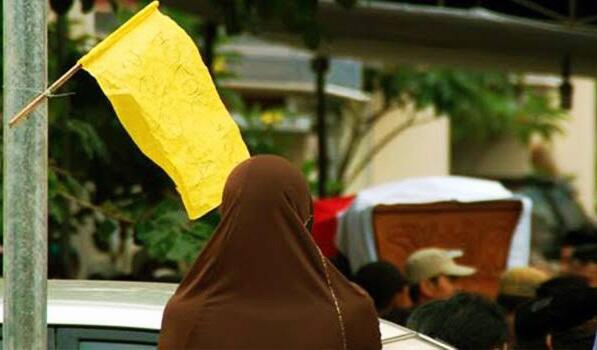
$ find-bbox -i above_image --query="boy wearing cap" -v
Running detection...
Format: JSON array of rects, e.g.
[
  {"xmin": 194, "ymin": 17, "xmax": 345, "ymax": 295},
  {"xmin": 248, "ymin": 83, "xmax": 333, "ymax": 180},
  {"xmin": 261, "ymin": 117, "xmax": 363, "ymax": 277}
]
[{"xmin": 405, "ymin": 247, "xmax": 477, "ymax": 306}]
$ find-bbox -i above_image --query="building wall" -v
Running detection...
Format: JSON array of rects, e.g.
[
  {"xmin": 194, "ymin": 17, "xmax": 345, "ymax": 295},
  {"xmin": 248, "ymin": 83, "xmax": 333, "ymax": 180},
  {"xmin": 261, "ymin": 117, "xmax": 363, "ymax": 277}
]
[
  {"xmin": 451, "ymin": 136, "xmax": 531, "ymax": 177},
  {"xmin": 451, "ymin": 77, "xmax": 596, "ymax": 214},
  {"xmin": 67, "ymin": 1, "xmax": 96, "ymax": 39},
  {"xmin": 552, "ymin": 77, "xmax": 595, "ymax": 214},
  {"xmin": 345, "ymin": 104, "xmax": 451, "ymax": 194}
]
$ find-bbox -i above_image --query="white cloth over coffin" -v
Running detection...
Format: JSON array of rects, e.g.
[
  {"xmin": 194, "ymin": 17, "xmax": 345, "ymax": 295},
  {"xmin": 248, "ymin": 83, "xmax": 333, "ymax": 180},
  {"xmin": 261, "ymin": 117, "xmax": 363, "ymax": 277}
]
[{"xmin": 336, "ymin": 176, "xmax": 532, "ymax": 273}]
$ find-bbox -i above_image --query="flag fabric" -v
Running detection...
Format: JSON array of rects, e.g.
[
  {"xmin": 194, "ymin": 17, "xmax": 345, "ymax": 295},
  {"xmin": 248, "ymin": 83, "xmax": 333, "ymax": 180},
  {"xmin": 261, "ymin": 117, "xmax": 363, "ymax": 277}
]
[{"xmin": 78, "ymin": 1, "xmax": 249, "ymax": 219}]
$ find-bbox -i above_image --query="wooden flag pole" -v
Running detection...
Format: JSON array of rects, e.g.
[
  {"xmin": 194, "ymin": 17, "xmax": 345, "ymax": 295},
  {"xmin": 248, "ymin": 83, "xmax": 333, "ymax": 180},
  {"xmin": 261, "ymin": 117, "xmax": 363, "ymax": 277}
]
[{"xmin": 9, "ymin": 62, "xmax": 82, "ymax": 127}]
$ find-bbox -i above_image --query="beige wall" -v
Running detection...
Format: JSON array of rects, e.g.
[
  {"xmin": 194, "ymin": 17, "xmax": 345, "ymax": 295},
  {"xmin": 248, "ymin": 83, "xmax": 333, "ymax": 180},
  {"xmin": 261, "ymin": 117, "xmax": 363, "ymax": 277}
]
[
  {"xmin": 345, "ymin": 105, "xmax": 450, "ymax": 194},
  {"xmin": 452, "ymin": 136, "xmax": 531, "ymax": 177},
  {"xmin": 273, "ymin": 132, "xmax": 311, "ymax": 165},
  {"xmin": 451, "ymin": 76, "xmax": 596, "ymax": 214},
  {"xmin": 48, "ymin": 1, "xmax": 95, "ymax": 39},
  {"xmin": 552, "ymin": 77, "xmax": 595, "ymax": 213},
  {"xmin": 67, "ymin": 1, "xmax": 96, "ymax": 39}
]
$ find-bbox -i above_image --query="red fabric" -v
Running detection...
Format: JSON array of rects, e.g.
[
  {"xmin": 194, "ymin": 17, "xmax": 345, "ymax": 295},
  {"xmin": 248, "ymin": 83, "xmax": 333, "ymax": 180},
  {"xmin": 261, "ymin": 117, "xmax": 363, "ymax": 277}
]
[{"xmin": 313, "ymin": 196, "xmax": 355, "ymax": 257}]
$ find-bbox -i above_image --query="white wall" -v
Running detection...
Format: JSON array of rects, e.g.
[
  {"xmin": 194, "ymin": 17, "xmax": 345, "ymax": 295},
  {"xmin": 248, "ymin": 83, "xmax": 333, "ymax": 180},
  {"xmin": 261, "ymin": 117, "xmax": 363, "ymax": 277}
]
[
  {"xmin": 552, "ymin": 77, "xmax": 596, "ymax": 214},
  {"xmin": 451, "ymin": 76, "xmax": 596, "ymax": 215},
  {"xmin": 452, "ymin": 136, "xmax": 531, "ymax": 177},
  {"xmin": 345, "ymin": 104, "xmax": 450, "ymax": 194}
]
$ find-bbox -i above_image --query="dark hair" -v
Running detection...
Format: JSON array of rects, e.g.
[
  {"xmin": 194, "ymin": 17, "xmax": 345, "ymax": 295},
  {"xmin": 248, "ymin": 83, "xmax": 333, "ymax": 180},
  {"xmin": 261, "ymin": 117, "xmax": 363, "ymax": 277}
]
[
  {"xmin": 354, "ymin": 261, "xmax": 406, "ymax": 311},
  {"xmin": 407, "ymin": 293, "xmax": 508, "ymax": 350},
  {"xmin": 562, "ymin": 226, "xmax": 597, "ymax": 247},
  {"xmin": 572, "ymin": 244, "xmax": 597, "ymax": 264},
  {"xmin": 496, "ymin": 294, "xmax": 533, "ymax": 313},
  {"xmin": 536, "ymin": 275, "xmax": 589, "ymax": 298},
  {"xmin": 516, "ymin": 278, "xmax": 597, "ymax": 350},
  {"xmin": 513, "ymin": 338, "xmax": 549, "ymax": 350},
  {"xmin": 547, "ymin": 285, "xmax": 597, "ymax": 334},
  {"xmin": 409, "ymin": 283, "xmax": 421, "ymax": 304},
  {"xmin": 515, "ymin": 298, "xmax": 552, "ymax": 346},
  {"xmin": 406, "ymin": 299, "xmax": 445, "ymax": 331},
  {"xmin": 408, "ymin": 276, "xmax": 440, "ymax": 304},
  {"xmin": 551, "ymin": 318, "xmax": 597, "ymax": 350},
  {"xmin": 331, "ymin": 253, "xmax": 353, "ymax": 280}
]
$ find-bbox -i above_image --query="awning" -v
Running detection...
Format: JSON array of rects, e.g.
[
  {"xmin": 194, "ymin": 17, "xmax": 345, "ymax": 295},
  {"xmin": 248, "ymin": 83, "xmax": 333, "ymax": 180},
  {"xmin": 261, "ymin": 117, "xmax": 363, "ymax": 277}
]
[
  {"xmin": 162, "ymin": 0, "xmax": 597, "ymax": 75},
  {"xmin": 219, "ymin": 35, "xmax": 370, "ymax": 102}
]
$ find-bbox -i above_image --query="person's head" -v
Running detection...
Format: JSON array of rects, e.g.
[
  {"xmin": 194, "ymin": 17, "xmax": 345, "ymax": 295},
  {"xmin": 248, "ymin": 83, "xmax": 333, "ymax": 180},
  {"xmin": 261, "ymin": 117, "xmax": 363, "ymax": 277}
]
[
  {"xmin": 515, "ymin": 278, "xmax": 597, "ymax": 350},
  {"xmin": 560, "ymin": 226, "xmax": 597, "ymax": 274},
  {"xmin": 407, "ymin": 292, "xmax": 508, "ymax": 350},
  {"xmin": 354, "ymin": 261, "xmax": 408, "ymax": 313},
  {"xmin": 569, "ymin": 244, "xmax": 597, "ymax": 287},
  {"xmin": 514, "ymin": 298, "xmax": 553, "ymax": 350},
  {"xmin": 536, "ymin": 275, "xmax": 590, "ymax": 298},
  {"xmin": 497, "ymin": 267, "xmax": 550, "ymax": 314},
  {"xmin": 220, "ymin": 155, "xmax": 312, "ymax": 225},
  {"xmin": 547, "ymin": 283, "xmax": 597, "ymax": 350},
  {"xmin": 405, "ymin": 248, "xmax": 476, "ymax": 304}
]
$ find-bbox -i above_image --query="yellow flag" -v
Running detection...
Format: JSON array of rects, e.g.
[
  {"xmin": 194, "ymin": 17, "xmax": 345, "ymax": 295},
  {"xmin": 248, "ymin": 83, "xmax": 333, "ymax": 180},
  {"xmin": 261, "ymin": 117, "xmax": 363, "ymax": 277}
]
[{"xmin": 78, "ymin": 1, "xmax": 249, "ymax": 220}]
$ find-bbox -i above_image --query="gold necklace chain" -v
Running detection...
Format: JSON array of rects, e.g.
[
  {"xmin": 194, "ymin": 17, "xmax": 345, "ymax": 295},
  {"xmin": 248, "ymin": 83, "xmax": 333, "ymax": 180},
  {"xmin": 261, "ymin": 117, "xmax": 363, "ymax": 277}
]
[{"xmin": 318, "ymin": 249, "xmax": 348, "ymax": 350}]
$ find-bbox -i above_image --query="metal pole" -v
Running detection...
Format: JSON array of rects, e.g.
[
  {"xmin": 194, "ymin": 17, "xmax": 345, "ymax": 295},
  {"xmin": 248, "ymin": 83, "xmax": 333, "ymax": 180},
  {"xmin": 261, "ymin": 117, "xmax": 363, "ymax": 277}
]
[
  {"xmin": 560, "ymin": 53, "xmax": 573, "ymax": 110},
  {"xmin": 312, "ymin": 56, "xmax": 330, "ymax": 198},
  {"xmin": 3, "ymin": 0, "xmax": 48, "ymax": 348},
  {"xmin": 201, "ymin": 21, "xmax": 217, "ymax": 76}
]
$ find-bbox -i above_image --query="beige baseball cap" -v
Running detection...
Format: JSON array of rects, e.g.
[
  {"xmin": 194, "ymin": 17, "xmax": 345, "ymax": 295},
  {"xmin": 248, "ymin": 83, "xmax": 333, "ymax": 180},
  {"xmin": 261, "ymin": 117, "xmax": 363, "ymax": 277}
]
[
  {"xmin": 405, "ymin": 248, "xmax": 477, "ymax": 284},
  {"xmin": 498, "ymin": 267, "xmax": 549, "ymax": 298}
]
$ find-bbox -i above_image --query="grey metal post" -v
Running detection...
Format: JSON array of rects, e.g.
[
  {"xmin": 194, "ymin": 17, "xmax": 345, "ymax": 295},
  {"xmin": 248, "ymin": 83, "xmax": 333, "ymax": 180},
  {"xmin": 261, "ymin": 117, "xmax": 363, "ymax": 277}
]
[
  {"xmin": 3, "ymin": 0, "xmax": 48, "ymax": 349},
  {"xmin": 312, "ymin": 56, "xmax": 330, "ymax": 198},
  {"xmin": 201, "ymin": 21, "xmax": 217, "ymax": 76}
]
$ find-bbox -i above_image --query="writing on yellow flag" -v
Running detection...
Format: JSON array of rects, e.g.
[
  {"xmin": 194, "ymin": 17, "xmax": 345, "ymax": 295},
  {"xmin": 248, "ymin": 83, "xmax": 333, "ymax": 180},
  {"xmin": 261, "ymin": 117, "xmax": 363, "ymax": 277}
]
[{"xmin": 78, "ymin": 1, "xmax": 249, "ymax": 219}]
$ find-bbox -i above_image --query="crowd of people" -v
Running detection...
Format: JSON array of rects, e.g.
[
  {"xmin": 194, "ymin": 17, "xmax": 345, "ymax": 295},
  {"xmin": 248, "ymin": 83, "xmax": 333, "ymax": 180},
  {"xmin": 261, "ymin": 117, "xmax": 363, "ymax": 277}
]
[{"xmin": 353, "ymin": 242, "xmax": 597, "ymax": 350}]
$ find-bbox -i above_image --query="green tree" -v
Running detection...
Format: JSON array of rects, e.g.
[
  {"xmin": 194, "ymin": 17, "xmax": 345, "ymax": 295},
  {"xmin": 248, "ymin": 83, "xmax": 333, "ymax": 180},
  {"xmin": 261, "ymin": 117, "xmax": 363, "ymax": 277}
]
[
  {"xmin": 1, "ymin": 2, "xmax": 224, "ymax": 276},
  {"xmin": 207, "ymin": 0, "xmax": 565, "ymax": 193},
  {"xmin": 334, "ymin": 67, "xmax": 564, "ymax": 187},
  {"xmin": 1, "ymin": 1, "xmax": 295, "ymax": 275}
]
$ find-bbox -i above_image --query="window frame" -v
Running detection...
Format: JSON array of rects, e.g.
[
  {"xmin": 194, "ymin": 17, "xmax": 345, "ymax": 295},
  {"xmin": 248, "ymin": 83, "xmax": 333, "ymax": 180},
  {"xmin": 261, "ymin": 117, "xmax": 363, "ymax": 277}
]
[{"xmin": 55, "ymin": 326, "xmax": 158, "ymax": 349}]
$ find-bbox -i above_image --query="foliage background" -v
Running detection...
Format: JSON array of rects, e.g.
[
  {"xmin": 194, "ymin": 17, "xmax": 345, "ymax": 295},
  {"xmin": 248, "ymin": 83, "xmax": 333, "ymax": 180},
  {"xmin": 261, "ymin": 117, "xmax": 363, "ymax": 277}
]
[{"xmin": 0, "ymin": 0, "xmax": 565, "ymax": 277}]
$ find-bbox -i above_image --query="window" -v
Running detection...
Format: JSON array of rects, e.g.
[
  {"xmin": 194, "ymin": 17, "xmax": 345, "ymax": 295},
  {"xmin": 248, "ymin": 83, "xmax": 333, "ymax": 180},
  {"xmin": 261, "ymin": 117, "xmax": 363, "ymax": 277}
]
[{"xmin": 56, "ymin": 327, "xmax": 158, "ymax": 350}]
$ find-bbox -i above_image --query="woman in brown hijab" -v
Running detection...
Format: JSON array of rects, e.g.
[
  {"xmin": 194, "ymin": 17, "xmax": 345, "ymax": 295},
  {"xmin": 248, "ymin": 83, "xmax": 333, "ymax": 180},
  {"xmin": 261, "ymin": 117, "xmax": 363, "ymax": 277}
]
[{"xmin": 158, "ymin": 155, "xmax": 381, "ymax": 350}]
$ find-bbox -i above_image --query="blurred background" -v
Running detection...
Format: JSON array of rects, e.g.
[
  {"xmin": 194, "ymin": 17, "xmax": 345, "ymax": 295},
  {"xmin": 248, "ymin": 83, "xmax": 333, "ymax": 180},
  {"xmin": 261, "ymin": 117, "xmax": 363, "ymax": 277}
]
[{"xmin": 1, "ymin": 0, "xmax": 595, "ymax": 284}]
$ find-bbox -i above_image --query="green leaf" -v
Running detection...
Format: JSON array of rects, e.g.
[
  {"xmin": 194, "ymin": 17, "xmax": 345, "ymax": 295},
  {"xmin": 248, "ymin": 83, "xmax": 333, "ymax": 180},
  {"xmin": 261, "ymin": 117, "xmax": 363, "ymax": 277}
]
[
  {"xmin": 49, "ymin": 198, "xmax": 70, "ymax": 224},
  {"xmin": 65, "ymin": 119, "xmax": 109, "ymax": 161},
  {"xmin": 135, "ymin": 199, "xmax": 217, "ymax": 263},
  {"xmin": 97, "ymin": 219, "xmax": 118, "ymax": 241}
]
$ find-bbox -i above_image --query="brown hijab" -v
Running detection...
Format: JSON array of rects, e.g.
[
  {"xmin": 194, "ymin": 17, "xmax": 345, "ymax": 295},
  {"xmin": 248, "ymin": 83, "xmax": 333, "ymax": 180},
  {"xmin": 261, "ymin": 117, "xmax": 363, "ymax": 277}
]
[{"xmin": 158, "ymin": 155, "xmax": 381, "ymax": 350}]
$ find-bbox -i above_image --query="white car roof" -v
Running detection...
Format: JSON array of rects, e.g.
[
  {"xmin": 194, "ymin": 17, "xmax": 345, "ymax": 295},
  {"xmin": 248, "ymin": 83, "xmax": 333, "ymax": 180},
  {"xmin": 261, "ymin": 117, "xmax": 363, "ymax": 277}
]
[
  {"xmin": 0, "ymin": 279, "xmax": 453, "ymax": 349},
  {"xmin": 0, "ymin": 280, "xmax": 175, "ymax": 330}
]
